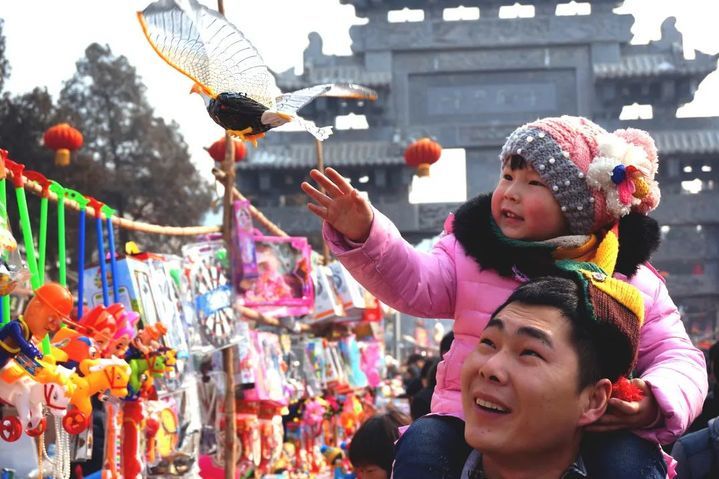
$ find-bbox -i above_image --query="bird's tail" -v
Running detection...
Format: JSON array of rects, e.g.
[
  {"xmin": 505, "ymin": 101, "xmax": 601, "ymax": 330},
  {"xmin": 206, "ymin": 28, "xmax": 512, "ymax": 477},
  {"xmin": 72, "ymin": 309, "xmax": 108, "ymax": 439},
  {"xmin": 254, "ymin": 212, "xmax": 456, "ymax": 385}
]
[{"xmin": 296, "ymin": 117, "xmax": 333, "ymax": 141}]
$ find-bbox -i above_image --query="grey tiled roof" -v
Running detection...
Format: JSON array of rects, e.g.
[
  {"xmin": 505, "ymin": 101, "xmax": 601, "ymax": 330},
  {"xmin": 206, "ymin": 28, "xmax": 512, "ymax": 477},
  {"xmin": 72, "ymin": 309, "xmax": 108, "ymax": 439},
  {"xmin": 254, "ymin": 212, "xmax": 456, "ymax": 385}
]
[
  {"xmin": 653, "ymin": 129, "xmax": 719, "ymax": 155},
  {"xmin": 238, "ymin": 141, "xmax": 404, "ymax": 170},
  {"xmin": 594, "ymin": 54, "xmax": 717, "ymax": 79},
  {"xmin": 277, "ymin": 66, "xmax": 392, "ymax": 91}
]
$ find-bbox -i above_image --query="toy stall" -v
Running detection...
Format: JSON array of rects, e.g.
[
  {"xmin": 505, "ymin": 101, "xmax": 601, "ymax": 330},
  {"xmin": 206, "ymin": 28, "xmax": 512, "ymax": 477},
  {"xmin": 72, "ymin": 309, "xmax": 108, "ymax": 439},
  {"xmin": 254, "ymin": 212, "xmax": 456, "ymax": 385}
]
[{"xmin": 0, "ymin": 144, "xmax": 393, "ymax": 479}]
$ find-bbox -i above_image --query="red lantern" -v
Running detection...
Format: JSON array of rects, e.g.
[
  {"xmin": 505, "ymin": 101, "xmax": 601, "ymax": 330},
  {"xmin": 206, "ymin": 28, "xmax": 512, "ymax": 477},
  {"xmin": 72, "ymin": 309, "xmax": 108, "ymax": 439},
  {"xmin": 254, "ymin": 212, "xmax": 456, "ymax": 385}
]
[
  {"xmin": 404, "ymin": 138, "xmax": 442, "ymax": 177},
  {"xmin": 207, "ymin": 137, "xmax": 247, "ymax": 163},
  {"xmin": 43, "ymin": 123, "xmax": 83, "ymax": 167}
]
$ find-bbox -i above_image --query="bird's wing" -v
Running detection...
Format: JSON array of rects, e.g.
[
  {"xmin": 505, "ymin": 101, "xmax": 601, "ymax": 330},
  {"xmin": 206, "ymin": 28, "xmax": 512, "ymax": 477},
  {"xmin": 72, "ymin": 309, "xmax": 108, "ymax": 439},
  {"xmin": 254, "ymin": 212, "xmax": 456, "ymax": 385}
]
[
  {"xmin": 274, "ymin": 85, "xmax": 333, "ymax": 115},
  {"xmin": 137, "ymin": 0, "xmax": 280, "ymax": 107},
  {"xmin": 274, "ymin": 83, "xmax": 377, "ymax": 115}
]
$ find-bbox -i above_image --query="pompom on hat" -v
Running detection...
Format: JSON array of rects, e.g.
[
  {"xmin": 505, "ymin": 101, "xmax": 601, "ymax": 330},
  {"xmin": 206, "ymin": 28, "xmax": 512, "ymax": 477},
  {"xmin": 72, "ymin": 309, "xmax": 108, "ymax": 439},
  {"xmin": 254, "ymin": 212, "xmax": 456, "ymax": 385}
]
[{"xmin": 500, "ymin": 116, "xmax": 661, "ymax": 235}]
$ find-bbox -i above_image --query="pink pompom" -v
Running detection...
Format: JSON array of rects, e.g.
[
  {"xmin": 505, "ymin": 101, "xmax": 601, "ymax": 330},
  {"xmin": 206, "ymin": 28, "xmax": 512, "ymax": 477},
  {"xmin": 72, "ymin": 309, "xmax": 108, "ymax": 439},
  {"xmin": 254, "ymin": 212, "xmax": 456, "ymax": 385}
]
[{"xmin": 614, "ymin": 128, "xmax": 658, "ymax": 173}]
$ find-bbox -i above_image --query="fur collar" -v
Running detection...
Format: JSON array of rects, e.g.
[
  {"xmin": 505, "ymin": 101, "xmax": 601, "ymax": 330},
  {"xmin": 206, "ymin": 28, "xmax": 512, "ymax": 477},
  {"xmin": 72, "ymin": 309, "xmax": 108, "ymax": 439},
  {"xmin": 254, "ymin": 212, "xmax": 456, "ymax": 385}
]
[{"xmin": 451, "ymin": 194, "xmax": 660, "ymax": 279}]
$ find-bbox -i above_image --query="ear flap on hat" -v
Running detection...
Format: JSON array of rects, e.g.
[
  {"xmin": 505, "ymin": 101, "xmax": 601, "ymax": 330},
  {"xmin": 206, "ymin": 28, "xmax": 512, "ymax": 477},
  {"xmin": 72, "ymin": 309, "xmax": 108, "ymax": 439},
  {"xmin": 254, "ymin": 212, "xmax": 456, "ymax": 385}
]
[{"xmin": 613, "ymin": 128, "xmax": 661, "ymax": 214}]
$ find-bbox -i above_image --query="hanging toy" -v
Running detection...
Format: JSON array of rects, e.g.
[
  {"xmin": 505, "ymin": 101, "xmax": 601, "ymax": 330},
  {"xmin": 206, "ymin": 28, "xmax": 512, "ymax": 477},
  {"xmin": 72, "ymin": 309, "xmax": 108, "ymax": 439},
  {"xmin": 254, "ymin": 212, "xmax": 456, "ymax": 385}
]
[
  {"xmin": 0, "ymin": 283, "xmax": 73, "ymax": 372},
  {"xmin": 62, "ymin": 357, "xmax": 131, "ymax": 434}
]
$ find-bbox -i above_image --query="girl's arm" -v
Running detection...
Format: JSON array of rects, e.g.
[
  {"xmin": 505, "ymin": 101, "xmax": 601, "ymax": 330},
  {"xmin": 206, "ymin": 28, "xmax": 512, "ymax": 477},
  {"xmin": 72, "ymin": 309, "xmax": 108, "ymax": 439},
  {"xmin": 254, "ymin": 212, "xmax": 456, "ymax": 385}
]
[
  {"xmin": 632, "ymin": 266, "xmax": 709, "ymax": 444},
  {"xmin": 324, "ymin": 208, "xmax": 457, "ymax": 319}
]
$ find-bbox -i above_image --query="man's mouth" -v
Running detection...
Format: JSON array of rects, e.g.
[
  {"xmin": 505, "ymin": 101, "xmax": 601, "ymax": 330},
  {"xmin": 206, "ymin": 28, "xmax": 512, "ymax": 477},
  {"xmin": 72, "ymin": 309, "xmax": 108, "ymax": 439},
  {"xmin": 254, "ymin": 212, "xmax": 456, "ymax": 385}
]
[{"xmin": 475, "ymin": 397, "xmax": 510, "ymax": 414}]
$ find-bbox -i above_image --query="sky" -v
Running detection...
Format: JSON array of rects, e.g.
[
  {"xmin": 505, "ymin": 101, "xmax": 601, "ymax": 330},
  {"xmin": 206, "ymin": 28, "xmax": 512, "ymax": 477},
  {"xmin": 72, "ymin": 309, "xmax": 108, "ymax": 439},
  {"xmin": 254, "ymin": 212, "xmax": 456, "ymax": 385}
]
[{"xmin": 0, "ymin": 0, "xmax": 718, "ymax": 203}]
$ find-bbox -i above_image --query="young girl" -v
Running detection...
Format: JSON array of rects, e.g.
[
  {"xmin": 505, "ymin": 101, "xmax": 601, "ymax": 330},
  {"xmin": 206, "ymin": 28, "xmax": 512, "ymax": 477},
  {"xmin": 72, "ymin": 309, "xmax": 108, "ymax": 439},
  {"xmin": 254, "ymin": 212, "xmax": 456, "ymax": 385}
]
[{"xmin": 301, "ymin": 116, "xmax": 708, "ymax": 478}]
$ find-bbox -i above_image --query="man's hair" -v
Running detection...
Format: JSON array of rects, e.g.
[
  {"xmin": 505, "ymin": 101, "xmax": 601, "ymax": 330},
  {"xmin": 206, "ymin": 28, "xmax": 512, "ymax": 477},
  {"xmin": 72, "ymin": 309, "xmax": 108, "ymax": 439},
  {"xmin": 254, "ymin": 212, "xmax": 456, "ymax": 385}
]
[
  {"xmin": 348, "ymin": 409, "xmax": 410, "ymax": 473},
  {"xmin": 492, "ymin": 276, "xmax": 635, "ymax": 390}
]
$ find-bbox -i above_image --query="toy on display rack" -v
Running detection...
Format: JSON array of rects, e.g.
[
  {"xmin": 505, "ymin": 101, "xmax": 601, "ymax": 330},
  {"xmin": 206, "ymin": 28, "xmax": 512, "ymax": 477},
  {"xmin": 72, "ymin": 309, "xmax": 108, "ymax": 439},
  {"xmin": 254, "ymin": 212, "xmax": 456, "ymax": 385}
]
[
  {"xmin": 237, "ymin": 235, "xmax": 314, "ymax": 316},
  {"xmin": 0, "ymin": 283, "xmax": 72, "ymax": 372},
  {"xmin": 309, "ymin": 265, "xmax": 344, "ymax": 325},
  {"xmin": 182, "ymin": 240, "xmax": 243, "ymax": 351},
  {"xmin": 0, "ymin": 203, "xmax": 28, "ymax": 296},
  {"xmin": 231, "ymin": 200, "xmax": 258, "ymax": 287}
]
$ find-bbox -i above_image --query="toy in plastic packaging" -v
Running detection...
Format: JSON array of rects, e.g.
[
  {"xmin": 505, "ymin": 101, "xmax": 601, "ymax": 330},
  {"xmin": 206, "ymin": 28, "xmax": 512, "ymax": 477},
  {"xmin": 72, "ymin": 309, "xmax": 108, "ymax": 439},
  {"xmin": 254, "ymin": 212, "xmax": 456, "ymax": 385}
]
[
  {"xmin": 242, "ymin": 331, "xmax": 288, "ymax": 405},
  {"xmin": 327, "ymin": 261, "xmax": 366, "ymax": 321},
  {"xmin": 237, "ymin": 235, "xmax": 313, "ymax": 316},
  {"xmin": 339, "ymin": 335, "xmax": 368, "ymax": 389},
  {"xmin": 182, "ymin": 240, "xmax": 241, "ymax": 351},
  {"xmin": 0, "ymin": 204, "xmax": 28, "ymax": 296},
  {"xmin": 309, "ymin": 265, "xmax": 344, "ymax": 324},
  {"xmin": 231, "ymin": 200, "xmax": 258, "ymax": 287}
]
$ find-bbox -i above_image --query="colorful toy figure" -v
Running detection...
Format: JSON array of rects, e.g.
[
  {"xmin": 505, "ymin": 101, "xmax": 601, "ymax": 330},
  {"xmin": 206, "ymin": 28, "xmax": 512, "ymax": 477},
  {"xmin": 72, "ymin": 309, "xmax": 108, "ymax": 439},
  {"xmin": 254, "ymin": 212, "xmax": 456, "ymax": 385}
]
[
  {"xmin": 126, "ymin": 323, "xmax": 168, "ymax": 359},
  {"xmin": 78, "ymin": 305, "xmax": 117, "ymax": 352},
  {"xmin": 62, "ymin": 357, "xmax": 131, "ymax": 434},
  {"xmin": 105, "ymin": 306, "xmax": 140, "ymax": 358},
  {"xmin": 0, "ymin": 375, "xmax": 72, "ymax": 440},
  {"xmin": 0, "ymin": 283, "xmax": 72, "ymax": 369}
]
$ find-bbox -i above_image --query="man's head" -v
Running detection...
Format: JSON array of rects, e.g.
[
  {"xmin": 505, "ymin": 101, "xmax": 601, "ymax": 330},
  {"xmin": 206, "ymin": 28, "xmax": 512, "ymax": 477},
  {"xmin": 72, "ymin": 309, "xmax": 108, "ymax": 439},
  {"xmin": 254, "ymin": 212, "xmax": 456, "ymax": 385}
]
[
  {"xmin": 460, "ymin": 276, "xmax": 640, "ymax": 459},
  {"xmin": 492, "ymin": 116, "xmax": 660, "ymax": 240}
]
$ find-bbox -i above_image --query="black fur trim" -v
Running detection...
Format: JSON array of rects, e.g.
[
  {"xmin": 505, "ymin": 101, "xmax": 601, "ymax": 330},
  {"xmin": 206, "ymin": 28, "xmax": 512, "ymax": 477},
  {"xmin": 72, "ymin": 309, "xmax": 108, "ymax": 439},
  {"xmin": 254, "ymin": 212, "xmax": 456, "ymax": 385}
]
[
  {"xmin": 615, "ymin": 213, "xmax": 661, "ymax": 277},
  {"xmin": 452, "ymin": 195, "xmax": 561, "ymax": 278},
  {"xmin": 451, "ymin": 194, "xmax": 659, "ymax": 279}
]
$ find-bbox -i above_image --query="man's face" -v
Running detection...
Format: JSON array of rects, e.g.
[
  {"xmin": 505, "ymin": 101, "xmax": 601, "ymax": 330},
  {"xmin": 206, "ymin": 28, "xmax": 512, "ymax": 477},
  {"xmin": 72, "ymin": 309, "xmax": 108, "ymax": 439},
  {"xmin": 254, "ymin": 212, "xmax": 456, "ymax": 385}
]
[{"xmin": 461, "ymin": 302, "xmax": 593, "ymax": 457}]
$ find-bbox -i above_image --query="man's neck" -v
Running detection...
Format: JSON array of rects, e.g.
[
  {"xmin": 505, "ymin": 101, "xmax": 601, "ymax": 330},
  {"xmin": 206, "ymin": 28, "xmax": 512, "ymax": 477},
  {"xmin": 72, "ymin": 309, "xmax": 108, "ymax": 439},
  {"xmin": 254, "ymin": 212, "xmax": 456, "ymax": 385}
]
[{"xmin": 482, "ymin": 438, "xmax": 581, "ymax": 479}]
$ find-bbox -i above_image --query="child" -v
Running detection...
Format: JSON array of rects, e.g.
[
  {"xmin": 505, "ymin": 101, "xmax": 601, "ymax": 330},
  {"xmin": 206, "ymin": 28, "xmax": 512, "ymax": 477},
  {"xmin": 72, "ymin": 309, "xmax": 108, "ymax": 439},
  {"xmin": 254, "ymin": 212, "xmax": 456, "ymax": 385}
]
[
  {"xmin": 301, "ymin": 116, "xmax": 708, "ymax": 478},
  {"xmin": 349, "ymin": 409, "xmax": 410, "ymax": 479}
]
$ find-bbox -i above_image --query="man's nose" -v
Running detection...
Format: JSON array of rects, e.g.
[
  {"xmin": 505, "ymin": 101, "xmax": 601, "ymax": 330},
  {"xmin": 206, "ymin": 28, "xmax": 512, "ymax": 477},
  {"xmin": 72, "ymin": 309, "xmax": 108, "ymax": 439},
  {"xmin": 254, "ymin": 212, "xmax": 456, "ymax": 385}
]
[{"xmin": 479, "ymin": 353, "xmax": 508, "ymax": 384}]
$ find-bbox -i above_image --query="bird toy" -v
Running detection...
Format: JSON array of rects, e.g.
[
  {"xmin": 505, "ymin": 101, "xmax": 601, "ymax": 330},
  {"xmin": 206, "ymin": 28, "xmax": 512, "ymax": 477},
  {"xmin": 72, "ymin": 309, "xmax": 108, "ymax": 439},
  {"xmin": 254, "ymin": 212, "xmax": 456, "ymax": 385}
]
[{"xmin": 137, "ymin": 0, "xmax": 377, "ymax": 145}]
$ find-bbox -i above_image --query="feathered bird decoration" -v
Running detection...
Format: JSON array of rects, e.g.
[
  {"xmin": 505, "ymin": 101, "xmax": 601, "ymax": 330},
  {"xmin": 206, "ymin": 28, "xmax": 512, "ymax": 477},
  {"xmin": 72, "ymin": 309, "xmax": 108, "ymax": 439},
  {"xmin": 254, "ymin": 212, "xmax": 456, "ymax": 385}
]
[{"xmin": 138, "ymin": 0, "xmax": 377, "ymax": 144}]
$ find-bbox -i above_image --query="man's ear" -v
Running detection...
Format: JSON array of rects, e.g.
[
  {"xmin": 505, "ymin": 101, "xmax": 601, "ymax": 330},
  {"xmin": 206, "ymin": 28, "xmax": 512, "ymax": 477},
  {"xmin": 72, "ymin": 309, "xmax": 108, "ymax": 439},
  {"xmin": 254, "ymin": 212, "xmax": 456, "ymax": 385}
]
[{"xmin": 577, "ymin": 378, "xmax": 612, "ymax": 426}]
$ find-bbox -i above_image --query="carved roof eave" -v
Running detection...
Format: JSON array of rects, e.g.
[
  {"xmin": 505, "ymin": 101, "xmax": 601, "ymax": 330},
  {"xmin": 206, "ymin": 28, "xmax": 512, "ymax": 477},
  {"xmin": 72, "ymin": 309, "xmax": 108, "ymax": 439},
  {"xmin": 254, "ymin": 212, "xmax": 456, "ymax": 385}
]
[
  {"xmin": 238, "ymin": 140, "xmax": 404, "ymax": 170},
  {"xmin": 339, "ymin": 0, "xmax": 621, "ymax": 15},
  {"xmin": 594, "ymin": 53, "xmax": 718, "ymax": 80}
]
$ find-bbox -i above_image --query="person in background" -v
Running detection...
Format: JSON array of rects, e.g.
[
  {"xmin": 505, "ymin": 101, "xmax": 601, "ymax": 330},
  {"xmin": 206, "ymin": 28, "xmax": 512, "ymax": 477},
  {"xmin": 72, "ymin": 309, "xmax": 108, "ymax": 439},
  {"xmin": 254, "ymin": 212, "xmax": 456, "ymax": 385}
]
[
  {"xmin": 410, "ymin": 357, "xmax": 440, "ymax": 421},
  {"xmin": 440, "ymin": 331, "xmax": 454, "ymax": 359},
  {"xmin": 348, "ymin": 408, "xmax": 410, "ymax": 479}
]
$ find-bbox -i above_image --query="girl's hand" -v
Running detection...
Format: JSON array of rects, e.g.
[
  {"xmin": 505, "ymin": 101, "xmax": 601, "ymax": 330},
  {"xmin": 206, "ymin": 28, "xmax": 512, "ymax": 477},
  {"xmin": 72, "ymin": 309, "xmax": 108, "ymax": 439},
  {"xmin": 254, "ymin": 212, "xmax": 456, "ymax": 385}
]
[
  {"xmin": 301, "ymin": 167, "xmax": 374, "ymax": 243},
  {"xmin": 585, "ymin": 378, "xmax": 661, "ymax": 432}
]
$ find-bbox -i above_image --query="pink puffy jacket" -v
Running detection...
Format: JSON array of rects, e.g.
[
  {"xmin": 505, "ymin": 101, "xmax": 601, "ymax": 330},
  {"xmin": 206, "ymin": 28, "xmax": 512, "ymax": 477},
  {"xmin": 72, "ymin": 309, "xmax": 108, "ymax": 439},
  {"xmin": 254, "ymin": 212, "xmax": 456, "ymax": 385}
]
[{"xmin": 324, "ymin": 210, "xmax": 707, "ymax": 445}]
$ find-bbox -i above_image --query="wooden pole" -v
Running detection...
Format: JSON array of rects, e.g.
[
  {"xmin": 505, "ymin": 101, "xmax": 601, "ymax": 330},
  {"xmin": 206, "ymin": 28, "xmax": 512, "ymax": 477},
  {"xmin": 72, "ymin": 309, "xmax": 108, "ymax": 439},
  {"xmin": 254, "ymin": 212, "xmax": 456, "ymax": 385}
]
[
  {"xmin": 315, "ymin": 138, "xmax": 331, "ymax": 264},
  {"xmin": 215, "ymin": 4, "xmax": 236, "ymax": 478}
]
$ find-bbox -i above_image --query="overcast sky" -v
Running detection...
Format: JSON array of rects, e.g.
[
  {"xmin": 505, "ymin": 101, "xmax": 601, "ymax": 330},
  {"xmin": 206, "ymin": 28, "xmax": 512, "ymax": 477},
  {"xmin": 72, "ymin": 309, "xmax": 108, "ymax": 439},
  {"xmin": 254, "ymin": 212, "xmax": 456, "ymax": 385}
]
[{"xmin": 1, "ymin": 0, "xmax": 718, "ymax": 193}]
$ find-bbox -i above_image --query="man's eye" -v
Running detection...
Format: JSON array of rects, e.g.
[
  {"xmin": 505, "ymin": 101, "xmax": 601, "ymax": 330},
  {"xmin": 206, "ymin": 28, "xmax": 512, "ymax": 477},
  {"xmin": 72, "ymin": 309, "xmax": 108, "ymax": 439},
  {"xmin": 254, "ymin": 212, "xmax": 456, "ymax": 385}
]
[
  {"xmin": 521, "ymin": 349, "xmax": 543, "ymax": 359},
  {"xmin": 479, "ymin": 338, "xmax": 495, "ymax": 348}
]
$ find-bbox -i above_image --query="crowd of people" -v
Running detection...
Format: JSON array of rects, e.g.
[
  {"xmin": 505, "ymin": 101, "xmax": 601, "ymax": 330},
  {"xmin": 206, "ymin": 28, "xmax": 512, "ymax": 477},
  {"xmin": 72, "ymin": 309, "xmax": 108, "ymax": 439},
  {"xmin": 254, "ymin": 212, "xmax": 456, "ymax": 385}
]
[{"xmin": 302, "ymin": 115, "xmax": 714, "ymax": 478}]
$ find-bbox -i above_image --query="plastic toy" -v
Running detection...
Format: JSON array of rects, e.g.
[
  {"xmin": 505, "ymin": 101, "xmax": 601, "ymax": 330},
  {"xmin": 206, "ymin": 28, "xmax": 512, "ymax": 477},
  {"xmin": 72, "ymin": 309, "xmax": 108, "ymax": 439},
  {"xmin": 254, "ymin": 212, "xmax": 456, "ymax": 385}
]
[
  {"xmin": 0, "ymin": 376, "xmax": 71, "ymax": 441},
  {"xmin": 138, "ymin": 0, "xmax": 376, "ymax": 144},
  {"xmin": 0, "ymin": 283, "xmax": 72, "ymax": 370},
  {"xmin": 62, "ymin": 357, "xmax": 131, "ymax": 434}
]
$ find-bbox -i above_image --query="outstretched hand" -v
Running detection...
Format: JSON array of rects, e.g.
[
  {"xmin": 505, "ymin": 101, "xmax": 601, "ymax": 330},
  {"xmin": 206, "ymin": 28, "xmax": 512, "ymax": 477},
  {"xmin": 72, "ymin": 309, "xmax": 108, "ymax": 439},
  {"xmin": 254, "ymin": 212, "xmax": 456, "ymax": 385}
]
[
  {"xmin": 585, "ymin": 378, "xmax": 661, "ymax": 432},
  {"xmin": 301, "ymin": 167, "xmax": 374, "ymax": 243}
]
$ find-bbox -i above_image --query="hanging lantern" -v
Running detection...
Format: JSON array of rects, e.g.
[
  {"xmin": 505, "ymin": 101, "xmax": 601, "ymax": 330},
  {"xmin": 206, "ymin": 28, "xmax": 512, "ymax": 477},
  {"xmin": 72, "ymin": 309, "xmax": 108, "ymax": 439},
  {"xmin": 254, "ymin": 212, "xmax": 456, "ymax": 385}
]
[
  {"xmin": 207, "ymin": 136, "xmax": 247, "ymax": 163},
  {"xmin": 43, "ymin": 123, "xmax": 83, "ymax": 167},
  {"xmin": 404, "ymin": 137, "xmax": 442, "ymax": 177}
]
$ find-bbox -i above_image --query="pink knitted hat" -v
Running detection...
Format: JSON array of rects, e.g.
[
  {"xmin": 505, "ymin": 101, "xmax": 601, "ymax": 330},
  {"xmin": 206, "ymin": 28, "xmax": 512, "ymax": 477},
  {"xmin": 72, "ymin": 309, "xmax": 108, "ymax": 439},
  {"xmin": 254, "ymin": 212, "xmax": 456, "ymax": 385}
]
[{"xmin": 499, "ymin": 116, "xmax": 661, "ymax": 235}]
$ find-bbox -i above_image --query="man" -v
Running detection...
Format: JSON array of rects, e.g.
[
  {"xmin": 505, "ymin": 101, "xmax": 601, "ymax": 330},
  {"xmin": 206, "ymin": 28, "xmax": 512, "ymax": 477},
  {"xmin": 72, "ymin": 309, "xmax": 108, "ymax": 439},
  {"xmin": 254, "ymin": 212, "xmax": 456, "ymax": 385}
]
[{"xmin": 460, "ymin": 275, "xmax": 646, "ymax": 479}]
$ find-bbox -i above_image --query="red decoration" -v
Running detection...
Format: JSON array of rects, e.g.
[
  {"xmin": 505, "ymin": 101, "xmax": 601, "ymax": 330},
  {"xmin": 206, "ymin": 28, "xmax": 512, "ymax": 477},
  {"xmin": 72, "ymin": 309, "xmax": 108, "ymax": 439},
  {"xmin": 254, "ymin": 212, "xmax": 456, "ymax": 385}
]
[
  {"xmin": 207, "ymin": 136, "xmax": 247, "ymax": 163},
  {"xmin": 404, "ymin": 138, "xmax": 442, "ymax": 177},
  {"xmin": 610, "ymin": 377, "xmax": 644, "ymax": 402},
  {"xmin": 43, "ymin": 123, "xmax": 83, "ymax": 167}
]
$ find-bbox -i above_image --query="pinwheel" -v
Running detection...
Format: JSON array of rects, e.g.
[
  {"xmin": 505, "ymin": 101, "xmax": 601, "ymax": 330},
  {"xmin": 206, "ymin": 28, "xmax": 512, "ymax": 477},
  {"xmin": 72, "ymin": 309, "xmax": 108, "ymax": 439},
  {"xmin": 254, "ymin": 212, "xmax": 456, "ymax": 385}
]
[{"xmin": 138, "ymin": 0, "xmax": 377, "ymax": 144}]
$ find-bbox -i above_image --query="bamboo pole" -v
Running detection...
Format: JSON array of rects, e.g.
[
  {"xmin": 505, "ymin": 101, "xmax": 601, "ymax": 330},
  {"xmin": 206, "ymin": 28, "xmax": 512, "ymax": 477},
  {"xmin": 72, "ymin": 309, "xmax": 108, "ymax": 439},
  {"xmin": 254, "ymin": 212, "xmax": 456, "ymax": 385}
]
[{"xmin": 216, "ymin": 5, "xmax": 237, "ymax": 479}]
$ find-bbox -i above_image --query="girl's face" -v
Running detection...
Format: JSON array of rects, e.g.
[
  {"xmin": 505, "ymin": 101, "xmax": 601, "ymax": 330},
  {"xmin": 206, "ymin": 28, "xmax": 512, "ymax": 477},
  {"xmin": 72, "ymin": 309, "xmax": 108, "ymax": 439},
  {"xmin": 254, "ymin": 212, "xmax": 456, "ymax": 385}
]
[
  {"xmin": 491, "ymin": 163, "xmax": 569, "ymax": 241},
  {"xmin": 354, "ymin": 464, "xmax": 388, "ymax": 479}
]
